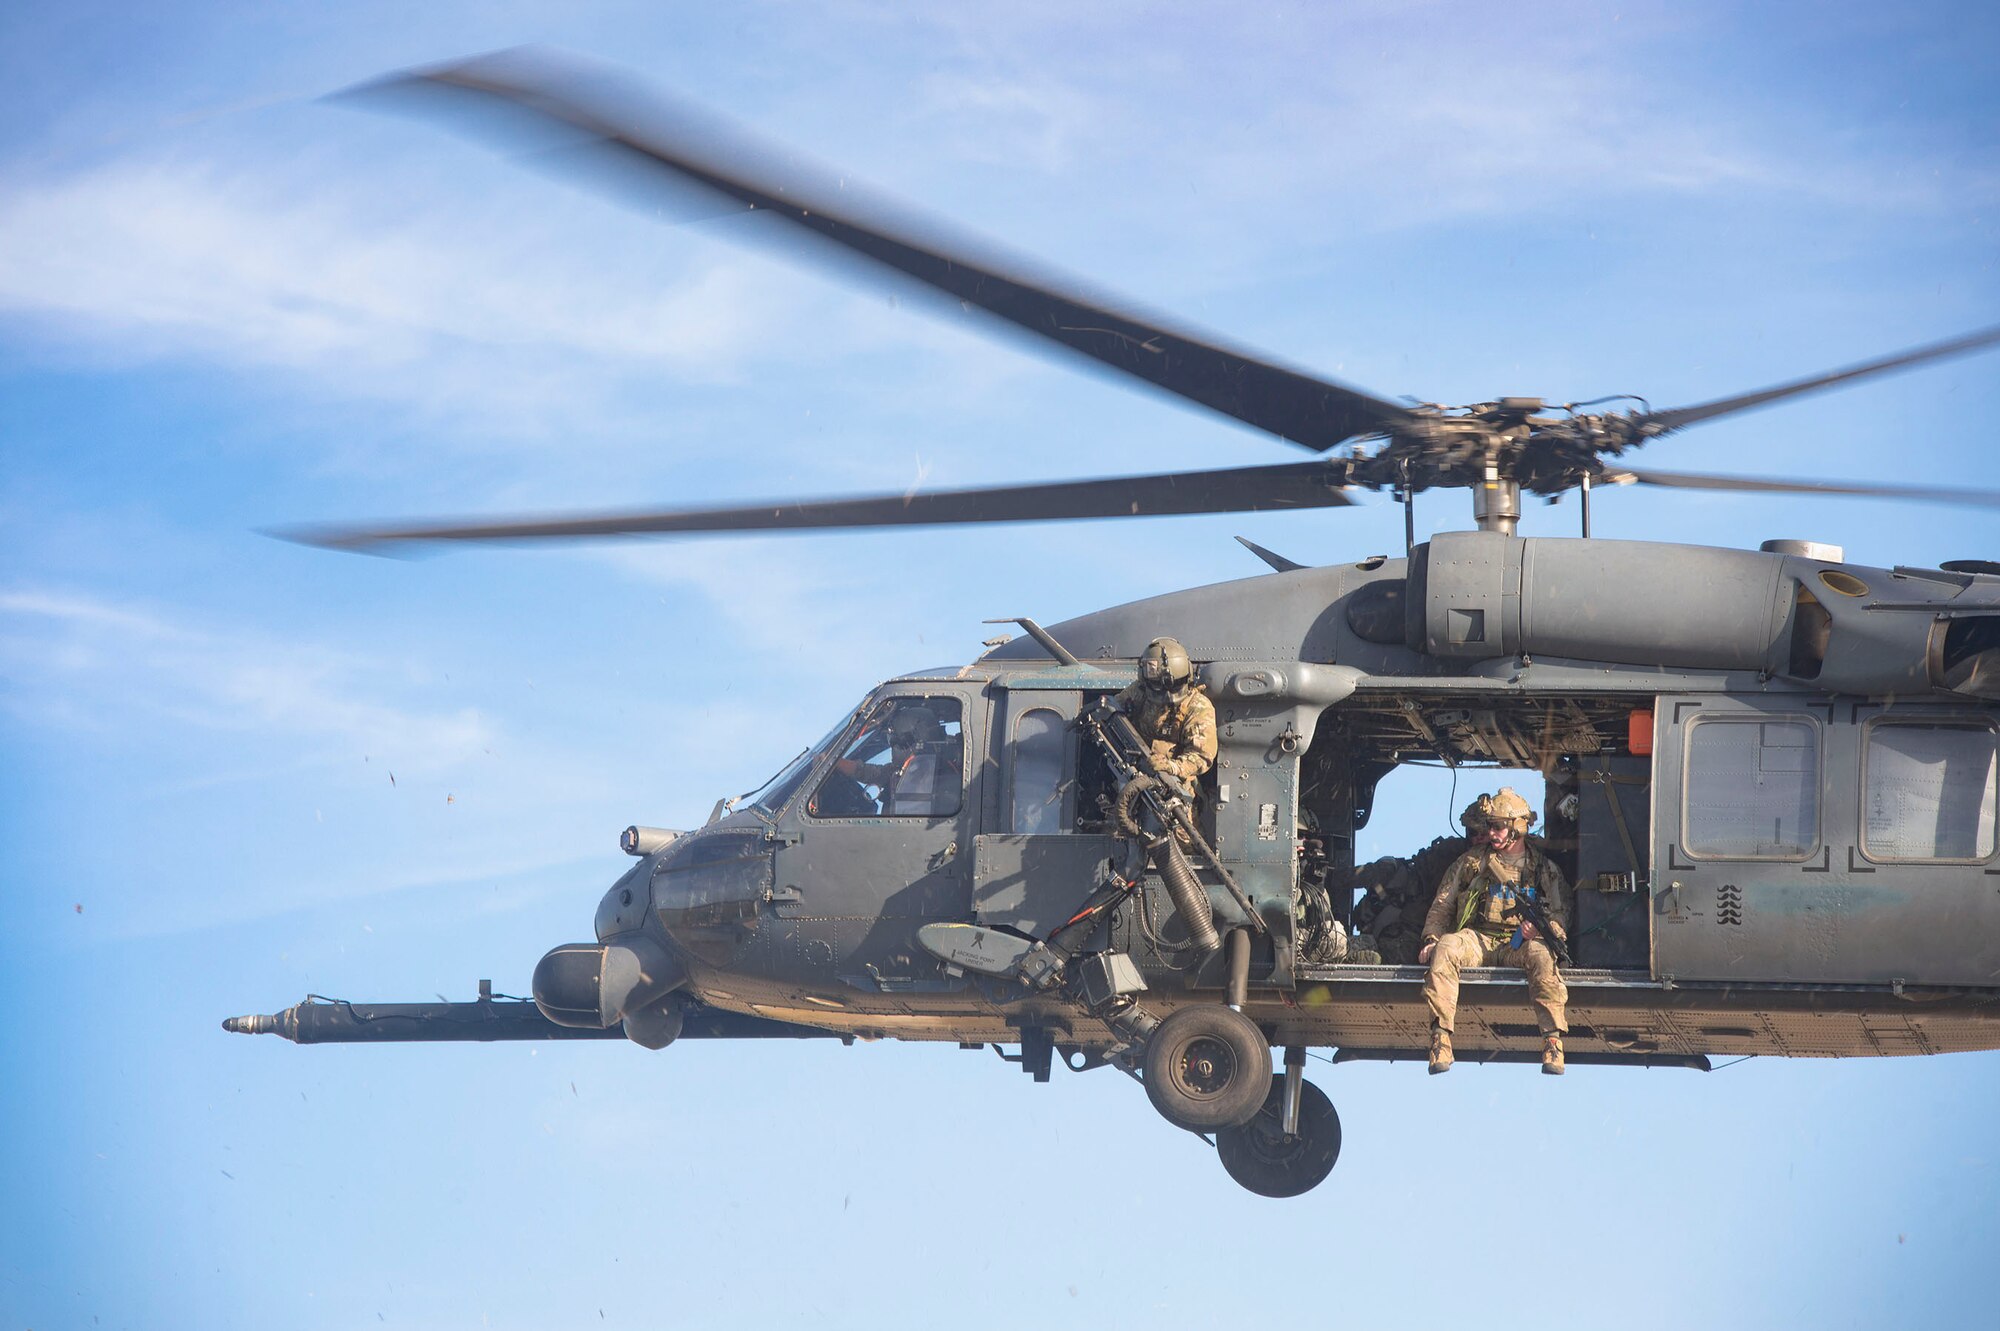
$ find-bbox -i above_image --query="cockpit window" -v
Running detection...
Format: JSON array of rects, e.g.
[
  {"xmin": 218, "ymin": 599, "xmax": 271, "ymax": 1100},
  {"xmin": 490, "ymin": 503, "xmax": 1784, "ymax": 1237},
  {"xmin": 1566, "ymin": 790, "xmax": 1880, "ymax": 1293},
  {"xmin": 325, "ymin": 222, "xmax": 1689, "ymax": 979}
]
[
  {"xmin": 810, "ymin": 695, "xmax": 965, "ymax": 819},
  {"xmin": 746, "ymin": 709, "xmax": 862, "ymax": 814}
]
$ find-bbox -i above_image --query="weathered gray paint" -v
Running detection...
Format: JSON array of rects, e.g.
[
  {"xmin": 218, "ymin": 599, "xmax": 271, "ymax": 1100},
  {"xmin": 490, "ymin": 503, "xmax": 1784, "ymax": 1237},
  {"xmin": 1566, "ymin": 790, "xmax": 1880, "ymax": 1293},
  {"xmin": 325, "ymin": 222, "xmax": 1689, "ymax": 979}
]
[
  {"xmin": 1652, "ymin": 694, "xmax": 2000, "ymax": 987},
  {"xmin": 238, "ymin": 538, "xmax": 2000, "ymax": 1070},
  {"xmin": 972, "ymin": 833, "xmax": 1120, "ymax": 934},
  {"xmin": 986, "ymin": 535, "xmax": 2000, "ymax": 702}
]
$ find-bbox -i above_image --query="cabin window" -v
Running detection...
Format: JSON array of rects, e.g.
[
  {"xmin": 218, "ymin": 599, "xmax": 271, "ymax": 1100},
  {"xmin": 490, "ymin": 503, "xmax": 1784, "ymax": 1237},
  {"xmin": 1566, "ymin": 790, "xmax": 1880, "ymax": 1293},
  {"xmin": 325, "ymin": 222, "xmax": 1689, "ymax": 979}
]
[
  {"xmin": 1010, "ymin": 707, "xmax": 1066, "ymax": 834},
  {"xmin": 808, "ymin": 695, "xmax": 964, "ymax": 818},
  {"xmin": 1682, "ymin": 717, "xmax": 1820, "ymax": 859},
  {"xmin": 1861, "ymin": 721, "xmax": 1999, "ymax": 862}
]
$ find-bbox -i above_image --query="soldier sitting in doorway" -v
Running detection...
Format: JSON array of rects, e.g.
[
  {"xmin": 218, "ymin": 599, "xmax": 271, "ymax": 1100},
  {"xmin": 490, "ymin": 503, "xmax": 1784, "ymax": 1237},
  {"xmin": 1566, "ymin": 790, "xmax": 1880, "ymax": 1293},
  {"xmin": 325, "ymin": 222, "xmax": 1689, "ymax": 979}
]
[
  {"xmin": 1348, "ymin": 799, "xmax": 1489, "ymax": 965},
  {"xmin": 1418, "ymin": 788, "xmax": 1571, "ymax": 1075}
]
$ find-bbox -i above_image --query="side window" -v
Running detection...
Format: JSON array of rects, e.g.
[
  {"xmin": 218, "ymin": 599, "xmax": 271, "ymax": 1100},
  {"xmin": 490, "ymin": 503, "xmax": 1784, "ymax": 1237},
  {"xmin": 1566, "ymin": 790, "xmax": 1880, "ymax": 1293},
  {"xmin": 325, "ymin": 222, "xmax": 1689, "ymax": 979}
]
[
  {"xmin": 1683, "ymin": 717, "xmax": 1820, "ymax": 859},
  {"xmin": 1863, "ymin": 721, "xmax": 1999, "ymax": 862},
  {"xmin": 1010, "ymin": 707, "xmax": 1066, "ymax": 834},
  {"xmin": 809, "ymin": 695, "xmax": 964, "ymax": 819}
]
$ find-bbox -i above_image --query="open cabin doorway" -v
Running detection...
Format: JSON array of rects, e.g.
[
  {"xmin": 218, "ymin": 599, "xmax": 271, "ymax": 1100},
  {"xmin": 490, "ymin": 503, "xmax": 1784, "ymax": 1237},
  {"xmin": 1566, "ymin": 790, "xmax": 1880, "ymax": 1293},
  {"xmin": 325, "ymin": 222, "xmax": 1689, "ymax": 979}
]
[{"xmin": 1300, "ymin": 691, "xmax": 1655, "ymax": 972}]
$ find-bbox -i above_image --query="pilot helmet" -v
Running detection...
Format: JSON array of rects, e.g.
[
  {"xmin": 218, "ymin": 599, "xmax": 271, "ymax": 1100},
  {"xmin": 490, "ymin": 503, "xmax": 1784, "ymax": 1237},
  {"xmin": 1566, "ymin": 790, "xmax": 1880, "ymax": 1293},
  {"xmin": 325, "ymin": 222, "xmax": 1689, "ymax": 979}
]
[
  {"xmin": 888, "ymin": 704, "xmax": 944, "ymax": 752},
  {"xmin": 1138, "ymin": 637, "xmax": 1195, "ymax": 697}
]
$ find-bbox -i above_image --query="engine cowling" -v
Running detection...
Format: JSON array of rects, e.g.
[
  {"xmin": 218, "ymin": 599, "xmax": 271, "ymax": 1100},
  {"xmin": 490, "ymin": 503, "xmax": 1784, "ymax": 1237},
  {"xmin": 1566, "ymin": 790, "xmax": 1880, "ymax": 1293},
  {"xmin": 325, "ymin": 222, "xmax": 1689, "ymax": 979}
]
[{"xmin": 1397, "ymin": 531, "xmax": 2000, "ymax": 699}]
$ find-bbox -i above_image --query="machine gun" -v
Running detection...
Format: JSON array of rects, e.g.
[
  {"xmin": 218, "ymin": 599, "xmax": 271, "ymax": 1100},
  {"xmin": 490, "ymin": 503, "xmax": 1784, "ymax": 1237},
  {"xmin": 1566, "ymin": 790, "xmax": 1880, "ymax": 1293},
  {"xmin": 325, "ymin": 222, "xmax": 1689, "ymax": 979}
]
[
  {"xmin": 989, "ymin": 616, "xmax": 1267, "ymax": 953},
  {"xmin": 1089, "ymin": 701, "xmax": 1269, "ymax": 936}
]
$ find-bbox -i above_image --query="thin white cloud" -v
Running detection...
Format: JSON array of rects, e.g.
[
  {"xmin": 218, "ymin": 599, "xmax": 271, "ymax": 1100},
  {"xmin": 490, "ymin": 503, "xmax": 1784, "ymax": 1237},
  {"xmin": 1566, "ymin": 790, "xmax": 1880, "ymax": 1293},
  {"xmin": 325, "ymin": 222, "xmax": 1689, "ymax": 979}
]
[
  {"xmin": 914, "ymin": 71, "xmax": 1105, "ymax": 175},
  {"xmin": 0, "ymin": 581, "xmax": 879, "ymax": 938},
  {"xmin": 0, "ymin": 585, "xmax": 493, "ymax": 774},
  {"xmin": 0, "ymin": 143, "xmax": 1062, "ymax": 467},
  {"xmin": 6, "ymin": 11, "xmax": 1975, "ymax": 469},
  {"xmin": 899, "ymin": 0, "xmax": 1988, "ymax": 248},
  {"xmin": 0, "ymin": 157, "xmax": 869, "ymax": 439},
  {"xmin": 588, "ymin": 537, "xmax": 889, "ymax": 666}
]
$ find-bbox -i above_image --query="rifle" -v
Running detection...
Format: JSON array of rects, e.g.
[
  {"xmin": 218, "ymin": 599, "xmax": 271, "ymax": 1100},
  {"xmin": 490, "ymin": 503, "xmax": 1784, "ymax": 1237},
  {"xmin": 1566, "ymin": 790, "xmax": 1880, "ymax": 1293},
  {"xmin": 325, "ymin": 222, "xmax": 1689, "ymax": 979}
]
[{"xmin": 1507, "ymin": 857, "xmax": 1572, "ymax": 966}]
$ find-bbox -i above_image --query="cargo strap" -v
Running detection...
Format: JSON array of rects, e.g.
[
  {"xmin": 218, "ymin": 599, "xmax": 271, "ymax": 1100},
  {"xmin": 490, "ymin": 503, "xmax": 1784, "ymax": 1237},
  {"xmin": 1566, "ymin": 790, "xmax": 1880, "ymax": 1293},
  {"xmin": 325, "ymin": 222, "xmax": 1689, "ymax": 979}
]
[{"xmin": 1581, "ymin": 769, "xmax": 1647, "ymax": 872}]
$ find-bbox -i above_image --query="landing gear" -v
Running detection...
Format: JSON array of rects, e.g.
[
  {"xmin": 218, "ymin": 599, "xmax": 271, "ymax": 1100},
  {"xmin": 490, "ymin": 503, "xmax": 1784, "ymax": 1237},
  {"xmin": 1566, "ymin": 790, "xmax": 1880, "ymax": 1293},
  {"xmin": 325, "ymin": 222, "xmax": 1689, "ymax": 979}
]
[
  {"xmin": 1143, "ymin": 1005, "xmax": 1270, "ymax": 1131},
  {"xmin": 1216, "ymin": 1073, "xmax": 1342, "ymax": 1197}
]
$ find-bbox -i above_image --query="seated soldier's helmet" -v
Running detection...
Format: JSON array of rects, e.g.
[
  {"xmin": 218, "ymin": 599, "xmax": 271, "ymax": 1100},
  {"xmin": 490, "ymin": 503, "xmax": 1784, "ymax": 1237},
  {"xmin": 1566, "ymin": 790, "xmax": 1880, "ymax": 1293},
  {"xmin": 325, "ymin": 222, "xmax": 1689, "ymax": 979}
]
[
  {"xmin": 1138, "ymin": 637, "xmax": 1195, "ymax": 695},
  {"xmin": 1460, "ymin": 798, "xmax": 1489, "ymax": 833},
  {"xmin": 888, "ymin": 704, "xmax": 944, "ymax": 750},
  {"xmin": 1479, "ymin": 786, "xmax": 1536, "ymax": 830}
]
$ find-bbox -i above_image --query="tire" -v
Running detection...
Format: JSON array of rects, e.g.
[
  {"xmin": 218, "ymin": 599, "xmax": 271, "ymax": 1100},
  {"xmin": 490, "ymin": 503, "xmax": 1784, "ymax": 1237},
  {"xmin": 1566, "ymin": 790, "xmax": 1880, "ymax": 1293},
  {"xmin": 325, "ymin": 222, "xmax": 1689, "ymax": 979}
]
[
  {"xmin": 1216, "ymin": 1074, "xmax": 1342, "ymax": 1198},
  {"xmin": 1143, "ymin": 1005, "xmax": 1271, "ymax": 1131}
]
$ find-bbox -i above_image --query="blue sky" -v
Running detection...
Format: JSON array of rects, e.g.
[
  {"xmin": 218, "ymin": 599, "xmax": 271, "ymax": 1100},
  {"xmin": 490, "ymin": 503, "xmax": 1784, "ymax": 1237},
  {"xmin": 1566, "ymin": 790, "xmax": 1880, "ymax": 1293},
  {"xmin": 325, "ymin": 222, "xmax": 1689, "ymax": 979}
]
[{"xmin": 3, "ymin": 3, "xmax": 1997, "ymax": 1328}]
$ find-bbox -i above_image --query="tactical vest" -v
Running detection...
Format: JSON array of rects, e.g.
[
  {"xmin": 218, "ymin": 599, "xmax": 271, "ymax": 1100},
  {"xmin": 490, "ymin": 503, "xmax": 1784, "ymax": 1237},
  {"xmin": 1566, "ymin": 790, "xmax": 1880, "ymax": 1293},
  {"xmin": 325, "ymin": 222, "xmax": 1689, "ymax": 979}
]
[
  {"xmin": 1453, "ymin": 848, "xmax": 1542, "ymax": 939},
  {"xmin": 1130, "ymin": 690, "xmax": 1203, "ymax": 750}
]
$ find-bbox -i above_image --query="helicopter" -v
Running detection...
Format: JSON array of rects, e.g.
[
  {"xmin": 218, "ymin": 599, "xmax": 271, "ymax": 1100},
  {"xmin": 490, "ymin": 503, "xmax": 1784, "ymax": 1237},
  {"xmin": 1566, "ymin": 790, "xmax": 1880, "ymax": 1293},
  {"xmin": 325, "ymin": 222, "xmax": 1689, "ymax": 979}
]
[{"xmin": 225, "ymin": 50, "xmax": 2000, "ymax": 1198}]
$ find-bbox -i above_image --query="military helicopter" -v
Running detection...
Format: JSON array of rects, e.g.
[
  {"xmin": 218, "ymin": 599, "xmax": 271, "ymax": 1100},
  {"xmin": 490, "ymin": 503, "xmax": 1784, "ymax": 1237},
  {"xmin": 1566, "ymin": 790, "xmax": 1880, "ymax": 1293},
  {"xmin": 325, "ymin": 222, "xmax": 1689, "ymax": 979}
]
[{"xmin": 226, "ymin": 51, "xmax": 2000, "ymax": 1198}]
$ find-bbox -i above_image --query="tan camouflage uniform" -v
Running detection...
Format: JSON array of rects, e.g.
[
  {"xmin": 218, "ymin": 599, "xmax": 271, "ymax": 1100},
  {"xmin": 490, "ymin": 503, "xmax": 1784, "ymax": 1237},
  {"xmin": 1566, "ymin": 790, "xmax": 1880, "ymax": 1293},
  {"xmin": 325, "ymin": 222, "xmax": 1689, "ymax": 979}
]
[
  {"xmin": 1112, "ymin": 681, "xmax": 1218, "ymax": 783},
  {"xmin": 1421, "ymin": 845, "xmax": 1571, "ymax": 1037}
]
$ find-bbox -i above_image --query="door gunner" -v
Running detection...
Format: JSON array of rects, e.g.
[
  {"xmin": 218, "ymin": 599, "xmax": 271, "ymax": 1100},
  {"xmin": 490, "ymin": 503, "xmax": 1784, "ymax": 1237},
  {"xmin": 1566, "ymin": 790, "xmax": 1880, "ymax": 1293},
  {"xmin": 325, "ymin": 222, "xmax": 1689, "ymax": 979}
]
[{"xmin": 1111, "ymin": 636, "xmax": 1217, "ymax": 791}]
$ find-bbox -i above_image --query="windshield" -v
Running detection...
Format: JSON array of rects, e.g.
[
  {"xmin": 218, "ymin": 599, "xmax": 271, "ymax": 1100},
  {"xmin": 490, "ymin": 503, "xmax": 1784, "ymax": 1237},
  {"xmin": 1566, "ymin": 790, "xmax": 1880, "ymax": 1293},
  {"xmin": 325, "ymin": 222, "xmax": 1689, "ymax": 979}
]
[{"xmin": 743, "ymin": 705, "xmax": 865, "ymax": 814}]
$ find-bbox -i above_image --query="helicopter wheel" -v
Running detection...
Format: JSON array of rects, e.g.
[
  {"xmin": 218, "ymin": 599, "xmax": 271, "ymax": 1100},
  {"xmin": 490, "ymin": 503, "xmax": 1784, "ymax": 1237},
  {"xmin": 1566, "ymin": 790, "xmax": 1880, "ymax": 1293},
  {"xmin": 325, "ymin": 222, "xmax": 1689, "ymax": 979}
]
[
  {"xmin": 1143, "ymin": 1005, "xmax": 1270, "ymax": 1131},
  {"xmin": 1216, "ymin": 1074, "xmax": 1342, "ymax": 1198}
]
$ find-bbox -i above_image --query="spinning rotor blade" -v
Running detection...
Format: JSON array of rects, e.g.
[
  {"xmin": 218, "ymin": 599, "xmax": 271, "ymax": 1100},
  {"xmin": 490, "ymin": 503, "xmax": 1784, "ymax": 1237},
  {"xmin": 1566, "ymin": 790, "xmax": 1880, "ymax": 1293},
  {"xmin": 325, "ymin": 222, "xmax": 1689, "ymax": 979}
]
[
  {"xmin": 1616, "ymin": 467, "xmax": 2000, "ymax": 509},
  {"xmin": 277, "ymin": 460, "xmax": 1357, "ymax": 552},
  {"xmin": 350, "ymin": 49, "xmax": 1418, "ymax": 452},
  {"xmin": 1638, "ymin": 325, "xmax": 2000, "ymax": 433}
]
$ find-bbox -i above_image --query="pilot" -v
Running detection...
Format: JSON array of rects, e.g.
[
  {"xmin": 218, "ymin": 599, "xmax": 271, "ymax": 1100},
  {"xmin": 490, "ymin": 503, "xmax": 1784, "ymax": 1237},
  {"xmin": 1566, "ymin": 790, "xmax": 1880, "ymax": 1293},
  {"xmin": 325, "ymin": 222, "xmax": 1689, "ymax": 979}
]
[
  {"xmin": 1352, "ymin": 799, "xmax": 1503, "ymax": 966},
  {"xmin": 1110, "ymin": 636, "xmax": 1217, "ymax": 792},
  {"xmin": 834, "ymin": 702, "xmax": 962, "ymax": 817},
  {"xmin": 1417, "ymin": 788, "xmax": 1571, "ymax": 1075}
]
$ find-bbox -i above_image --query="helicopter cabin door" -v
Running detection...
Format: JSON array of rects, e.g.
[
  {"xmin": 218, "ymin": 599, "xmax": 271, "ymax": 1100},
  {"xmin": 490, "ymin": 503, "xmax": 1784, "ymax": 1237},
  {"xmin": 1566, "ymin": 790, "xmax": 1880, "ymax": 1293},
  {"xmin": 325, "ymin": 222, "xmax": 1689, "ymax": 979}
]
[
  {"xmin": 775, "ymin": 684, "xmax": 983, "ymax": 991},
  {"xmin": 1652, "ymin": 694, "xmax": 2000, "ymax": 986},
  {"xmin": 969, "ymin": 678, "xmax": 1125, "ymax": 944}
]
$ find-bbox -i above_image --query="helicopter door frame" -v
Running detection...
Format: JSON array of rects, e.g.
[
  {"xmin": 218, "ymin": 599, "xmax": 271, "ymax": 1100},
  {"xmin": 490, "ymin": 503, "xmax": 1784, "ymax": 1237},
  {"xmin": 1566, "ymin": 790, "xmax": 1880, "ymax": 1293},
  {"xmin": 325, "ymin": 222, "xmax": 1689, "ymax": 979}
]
[
  {"xmin": 771, "ymin": 681, "xmax": 987, "ymax": 992},
  {"xmin": 970, "ymin": 678, "xmax": 1127, "ymax": 942},
  {"xmin": 1652, "ymin": 694, "xmax": 1832, "ymax": 983}
]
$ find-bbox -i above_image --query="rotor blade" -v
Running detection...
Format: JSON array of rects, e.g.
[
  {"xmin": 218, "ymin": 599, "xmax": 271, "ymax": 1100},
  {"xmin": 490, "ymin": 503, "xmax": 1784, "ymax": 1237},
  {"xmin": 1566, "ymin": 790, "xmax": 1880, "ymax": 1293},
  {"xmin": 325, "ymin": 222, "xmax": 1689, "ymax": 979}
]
[
  {"xmin": 275, "ymin": 460, "xmax": 1358, "ymax": 552},
  {"xmin": 1638, "ymin": 325, "xmax": 2000, "ymax": 433},
  {"xmin": 344, "ymin": 49, "xmax": 1418, "ymax": 452},
  {"xmin": 1615, "ymin": 467, "xmax": 2000, "ymax": 508}
]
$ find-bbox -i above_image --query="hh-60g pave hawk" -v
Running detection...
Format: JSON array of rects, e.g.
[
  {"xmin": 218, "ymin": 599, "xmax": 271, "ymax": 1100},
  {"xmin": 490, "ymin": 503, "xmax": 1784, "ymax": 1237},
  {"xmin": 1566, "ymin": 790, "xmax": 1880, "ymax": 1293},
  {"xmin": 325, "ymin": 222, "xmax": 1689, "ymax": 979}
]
[{"xmin": 227, "ymin": 51, "xmax": 2000, "ymax": 1197}]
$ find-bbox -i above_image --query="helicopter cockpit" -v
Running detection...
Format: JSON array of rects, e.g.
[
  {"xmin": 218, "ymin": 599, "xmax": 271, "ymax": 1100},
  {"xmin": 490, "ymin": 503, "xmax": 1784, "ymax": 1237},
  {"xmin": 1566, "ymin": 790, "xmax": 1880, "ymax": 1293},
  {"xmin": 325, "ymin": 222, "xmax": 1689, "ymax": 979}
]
[{"xmin": 809, "ymin": 696, "xmax": 966, "ymax": 819}]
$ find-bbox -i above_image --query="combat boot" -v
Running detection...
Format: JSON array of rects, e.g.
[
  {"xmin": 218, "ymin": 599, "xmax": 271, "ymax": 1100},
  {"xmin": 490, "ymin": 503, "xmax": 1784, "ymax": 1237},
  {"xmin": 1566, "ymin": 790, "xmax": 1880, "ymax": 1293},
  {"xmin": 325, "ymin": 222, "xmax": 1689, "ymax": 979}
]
[
  {"xmin": 1541, "ymin": 1032, "xmax": 1565, "ymax": 1076},
  {"xmin": 1428, "ymin": 1024, "xmax": 1453, "ymax": 1075}
]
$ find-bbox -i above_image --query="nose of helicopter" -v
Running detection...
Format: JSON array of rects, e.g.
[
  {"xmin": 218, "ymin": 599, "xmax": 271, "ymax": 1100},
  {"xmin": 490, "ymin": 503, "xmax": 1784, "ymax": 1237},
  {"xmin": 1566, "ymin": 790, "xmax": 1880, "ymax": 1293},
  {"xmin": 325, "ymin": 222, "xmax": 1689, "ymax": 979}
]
[{"xmin": 642, "ymin": 829, "xmax": 776, "ymax": 968}]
